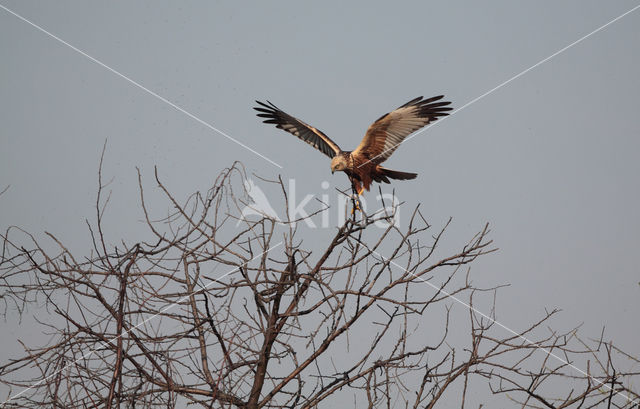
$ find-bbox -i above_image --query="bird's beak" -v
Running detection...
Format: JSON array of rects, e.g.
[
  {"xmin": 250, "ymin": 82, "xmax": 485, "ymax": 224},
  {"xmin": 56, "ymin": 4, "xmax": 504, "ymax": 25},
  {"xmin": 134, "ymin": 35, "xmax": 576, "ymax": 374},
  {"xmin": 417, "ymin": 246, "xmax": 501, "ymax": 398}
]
[{"xmin": 331, "ymin": 169, "xmax": 334, "ymax": 174}]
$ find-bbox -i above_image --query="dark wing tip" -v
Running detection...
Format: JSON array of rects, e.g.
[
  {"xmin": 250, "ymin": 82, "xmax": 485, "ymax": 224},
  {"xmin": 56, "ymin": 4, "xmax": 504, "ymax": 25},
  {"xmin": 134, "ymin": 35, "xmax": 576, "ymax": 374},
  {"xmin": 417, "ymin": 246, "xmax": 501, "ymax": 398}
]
[
  {"xmin": 420, "ymin": 95, "xmax": 453, "ymax": 116},
  {"xmin": 400, "ymin": 95, "xmax": 449, "ymax": 109},
  {"xmin": 253, "ymin": 100, "xmax": 280, "ymax": 111},
  {"xmin": 400, "ymin": 96, "xmax": 424, "ymax": 108}
]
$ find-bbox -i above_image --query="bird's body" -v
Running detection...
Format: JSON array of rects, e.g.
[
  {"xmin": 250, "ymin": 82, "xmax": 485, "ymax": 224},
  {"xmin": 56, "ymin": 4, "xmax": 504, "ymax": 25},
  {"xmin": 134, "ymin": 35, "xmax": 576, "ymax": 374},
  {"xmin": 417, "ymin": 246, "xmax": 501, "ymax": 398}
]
[
  {"xmin": 254, "ymin": 96, "xmax": 452, "ymax": 194},
  {"xmin": 330, "ymin": 151, "xmax": 418, "ymax": 194}
]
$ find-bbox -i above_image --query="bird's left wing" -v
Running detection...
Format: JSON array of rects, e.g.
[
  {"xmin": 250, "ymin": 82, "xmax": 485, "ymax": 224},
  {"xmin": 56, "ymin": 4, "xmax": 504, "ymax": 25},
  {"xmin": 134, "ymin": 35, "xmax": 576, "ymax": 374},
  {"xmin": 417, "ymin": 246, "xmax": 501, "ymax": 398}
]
[
  {"xmin": 352, "ymin": 95, "xmax": 452, "ymax": 164},
  {"xmin": 254, "ymin": 101, "xmax": 341, "ymax": 158}
]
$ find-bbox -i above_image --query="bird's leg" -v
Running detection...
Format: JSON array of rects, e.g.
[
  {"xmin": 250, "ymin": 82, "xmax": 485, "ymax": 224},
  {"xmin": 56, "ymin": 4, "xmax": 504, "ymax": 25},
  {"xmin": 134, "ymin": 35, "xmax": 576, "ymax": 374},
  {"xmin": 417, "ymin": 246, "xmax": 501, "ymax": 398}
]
[
  {"xmin": 350, "ymin": 184, "xmax": 357, "ymax": 217},
  {"xmin": 350, "ymin": 183, "xmax": 362, "ymax": 216}
]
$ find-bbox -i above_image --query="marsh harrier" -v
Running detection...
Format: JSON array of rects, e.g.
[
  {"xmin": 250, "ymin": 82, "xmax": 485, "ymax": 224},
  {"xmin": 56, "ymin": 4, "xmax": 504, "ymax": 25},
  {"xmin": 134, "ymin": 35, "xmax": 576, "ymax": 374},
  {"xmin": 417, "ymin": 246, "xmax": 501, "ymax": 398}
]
[{"xmin": 254, "ymin": 96, "xmax": 451, "ymax": 194}]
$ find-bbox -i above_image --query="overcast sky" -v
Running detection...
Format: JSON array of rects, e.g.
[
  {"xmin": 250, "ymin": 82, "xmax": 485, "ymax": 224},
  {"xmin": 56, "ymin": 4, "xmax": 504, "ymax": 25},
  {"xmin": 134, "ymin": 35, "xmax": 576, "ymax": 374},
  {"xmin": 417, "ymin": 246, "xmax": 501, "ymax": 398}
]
[{"xmin": 1, "ymin": 0, "xmax": 639, "ymax": 404}]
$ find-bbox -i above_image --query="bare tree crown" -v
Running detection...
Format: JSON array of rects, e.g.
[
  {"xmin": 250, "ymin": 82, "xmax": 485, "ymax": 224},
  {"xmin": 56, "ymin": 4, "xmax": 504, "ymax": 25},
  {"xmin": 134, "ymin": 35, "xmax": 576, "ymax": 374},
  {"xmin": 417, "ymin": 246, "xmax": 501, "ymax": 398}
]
[{"xmin": 1, "ymin": 162, "xmax": 638, "ymax": 408}]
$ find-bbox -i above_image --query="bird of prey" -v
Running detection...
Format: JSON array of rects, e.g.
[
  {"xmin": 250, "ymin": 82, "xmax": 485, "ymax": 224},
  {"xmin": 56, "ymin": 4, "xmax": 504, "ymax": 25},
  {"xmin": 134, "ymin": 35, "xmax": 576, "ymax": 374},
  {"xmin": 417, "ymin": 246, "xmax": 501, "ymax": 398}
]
[{"xmin": 254, "ymin": 96, "xmax": 452, "ymax": 195}]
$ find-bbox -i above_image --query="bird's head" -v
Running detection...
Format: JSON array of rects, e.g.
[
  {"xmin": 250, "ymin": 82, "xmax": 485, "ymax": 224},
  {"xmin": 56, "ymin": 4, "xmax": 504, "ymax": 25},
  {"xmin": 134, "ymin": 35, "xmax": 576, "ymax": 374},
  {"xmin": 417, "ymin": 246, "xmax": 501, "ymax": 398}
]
[{"xmin": 330, "ymin": 155, "xmax": 348, "ymax": 174}]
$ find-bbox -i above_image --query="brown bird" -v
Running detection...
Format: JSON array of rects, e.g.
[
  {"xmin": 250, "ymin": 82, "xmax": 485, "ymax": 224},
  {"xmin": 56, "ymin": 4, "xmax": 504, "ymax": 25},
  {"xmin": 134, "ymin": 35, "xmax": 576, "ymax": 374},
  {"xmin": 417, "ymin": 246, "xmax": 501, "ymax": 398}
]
[{"xmin": 254, "ymin": 96, "xmax": 452, "ymax": 195}]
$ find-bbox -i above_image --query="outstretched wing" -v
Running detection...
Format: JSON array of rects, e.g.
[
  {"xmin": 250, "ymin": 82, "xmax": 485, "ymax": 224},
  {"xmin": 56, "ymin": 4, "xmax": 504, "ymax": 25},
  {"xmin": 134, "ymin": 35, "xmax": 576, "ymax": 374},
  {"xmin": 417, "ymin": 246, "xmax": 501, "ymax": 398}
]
[
  {"xmin": 352, "ymin": 95, "xmax": 452, "ymax": 164},
  {"xmin": 254, "ymin": 101, "xmax": 341, "ymax": 158}
]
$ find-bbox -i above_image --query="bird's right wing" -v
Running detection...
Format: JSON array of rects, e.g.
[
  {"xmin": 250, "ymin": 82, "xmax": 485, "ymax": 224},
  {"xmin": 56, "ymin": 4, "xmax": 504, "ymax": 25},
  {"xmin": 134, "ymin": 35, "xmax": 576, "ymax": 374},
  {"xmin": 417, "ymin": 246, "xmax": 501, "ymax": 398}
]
[
  {"xmin": 254, "ymin": 100, "xmax": 341, "ymax": 158},
  {"xmin": 352, "ymin": 95, "xmax": 451, "ymax": 164}
]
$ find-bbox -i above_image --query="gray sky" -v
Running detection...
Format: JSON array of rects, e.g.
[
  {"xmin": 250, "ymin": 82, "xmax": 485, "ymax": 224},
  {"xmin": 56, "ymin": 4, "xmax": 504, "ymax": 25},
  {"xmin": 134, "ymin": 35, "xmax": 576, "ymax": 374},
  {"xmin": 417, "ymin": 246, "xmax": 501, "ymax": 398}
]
[{"xmin": 1, "ymin": 0, "xmax": 639, "ymax": 403}]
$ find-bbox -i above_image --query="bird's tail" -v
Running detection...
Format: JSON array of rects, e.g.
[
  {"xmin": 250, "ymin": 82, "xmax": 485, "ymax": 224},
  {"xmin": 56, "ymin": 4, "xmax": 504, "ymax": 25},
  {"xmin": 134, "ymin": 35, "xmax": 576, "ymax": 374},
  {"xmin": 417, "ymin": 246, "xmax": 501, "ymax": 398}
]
[{"xmin": 378, "ymin": 167, "xmax": 417, "ymax": 181}]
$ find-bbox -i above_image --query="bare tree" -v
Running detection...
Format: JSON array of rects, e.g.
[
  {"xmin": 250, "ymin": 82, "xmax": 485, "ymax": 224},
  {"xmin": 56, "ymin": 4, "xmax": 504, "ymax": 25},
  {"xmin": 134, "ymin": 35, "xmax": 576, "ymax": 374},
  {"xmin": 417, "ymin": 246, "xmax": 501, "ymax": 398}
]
[{"xmin": 1, "ymin": 161, "xmax": 638, "ymax": 408}]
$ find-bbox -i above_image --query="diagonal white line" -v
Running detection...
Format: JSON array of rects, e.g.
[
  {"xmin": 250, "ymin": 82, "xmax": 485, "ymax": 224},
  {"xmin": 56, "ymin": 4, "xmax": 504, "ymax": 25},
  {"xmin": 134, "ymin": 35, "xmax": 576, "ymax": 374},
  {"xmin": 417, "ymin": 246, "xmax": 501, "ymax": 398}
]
[
  {"xmin": 0, "ymin": 3, "xmax": 283, "ymax": 169},
  {"xmin": 370, "ymin": 248, "xmax": 639, "ymax": 406},
  {"xmin": 360, "ymin": 3, "xmax": 640, "ymax": 167},
  {"xmin": 1, "ymin": 242, "xmax": 282, "ymax": 405}
]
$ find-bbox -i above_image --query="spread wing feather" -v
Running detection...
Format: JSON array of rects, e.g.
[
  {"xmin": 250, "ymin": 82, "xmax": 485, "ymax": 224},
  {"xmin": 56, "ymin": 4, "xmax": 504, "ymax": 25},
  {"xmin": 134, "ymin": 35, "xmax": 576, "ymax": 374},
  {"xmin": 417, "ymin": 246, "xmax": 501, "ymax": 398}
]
[
  {"xmin": 353, "ymin": 95, "xmax": 452, "ymax": 164},
  {"xmin": 254, "ymin": 100, "xmax": 341, "ymax": 158}
]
